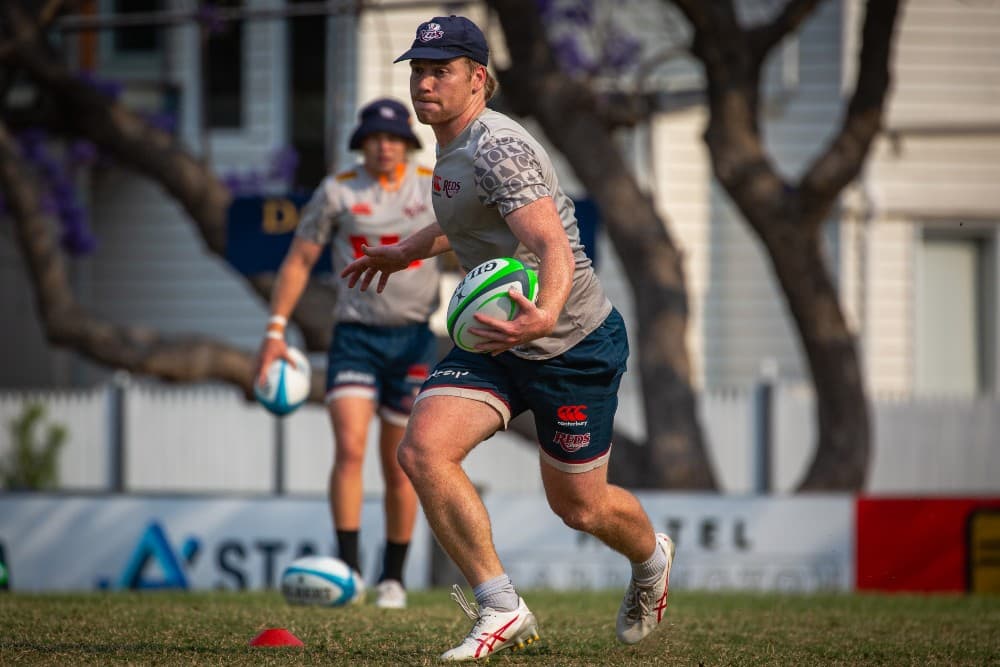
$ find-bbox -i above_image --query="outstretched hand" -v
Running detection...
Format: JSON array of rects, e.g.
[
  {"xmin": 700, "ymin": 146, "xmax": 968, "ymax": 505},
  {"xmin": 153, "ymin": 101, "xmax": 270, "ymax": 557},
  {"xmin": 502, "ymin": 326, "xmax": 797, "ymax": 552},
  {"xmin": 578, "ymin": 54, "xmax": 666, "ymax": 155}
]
[
  {"xmin": 468, "ymin": 288, "xmax": 556, "ymax": 355},
  {"xmin": 340, "ymin": 243, "xmax": 411, "ymax": 293}
]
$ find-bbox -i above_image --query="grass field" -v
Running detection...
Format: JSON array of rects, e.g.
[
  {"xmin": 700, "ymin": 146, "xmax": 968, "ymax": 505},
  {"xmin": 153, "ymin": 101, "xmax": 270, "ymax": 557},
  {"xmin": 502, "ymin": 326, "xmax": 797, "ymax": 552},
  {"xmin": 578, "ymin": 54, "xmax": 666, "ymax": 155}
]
[{"xmin": 1, "ymin": 589, "xmax": 998, "ymax": 665}]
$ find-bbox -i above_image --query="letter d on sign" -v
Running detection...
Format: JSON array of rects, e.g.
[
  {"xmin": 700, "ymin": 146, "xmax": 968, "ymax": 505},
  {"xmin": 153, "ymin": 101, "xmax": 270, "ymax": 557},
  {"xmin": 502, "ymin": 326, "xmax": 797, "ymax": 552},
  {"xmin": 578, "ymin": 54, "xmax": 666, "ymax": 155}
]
[{"xmin": 262, "ymin": 198, "xmax": 300, "ymax": 234}]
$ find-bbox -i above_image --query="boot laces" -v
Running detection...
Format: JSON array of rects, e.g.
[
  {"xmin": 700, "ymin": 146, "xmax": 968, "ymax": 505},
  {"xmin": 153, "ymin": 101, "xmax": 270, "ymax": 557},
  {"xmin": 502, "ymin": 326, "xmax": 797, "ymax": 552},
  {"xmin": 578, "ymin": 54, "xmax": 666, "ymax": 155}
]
[
  {"xmin": 623, "ymin": 582, "xmax": 653, "ymax": 623},
  {"xmin": 450, "ymin": 584, "xmax": 481, "ymax": 622}
]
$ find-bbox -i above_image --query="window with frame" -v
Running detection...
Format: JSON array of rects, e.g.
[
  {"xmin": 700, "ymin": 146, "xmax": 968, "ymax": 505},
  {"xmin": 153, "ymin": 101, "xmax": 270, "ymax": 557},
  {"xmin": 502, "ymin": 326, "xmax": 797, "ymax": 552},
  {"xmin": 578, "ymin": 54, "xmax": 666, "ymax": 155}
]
[
  {"xmin": 916, "ymin": 228, "xmax": 997, "ymax": 396},
  {"xmin": 205, "ymin": 0, "xmax": 244, "ymax": 129},
  {"xmin": 112, "ymin": 0, "xmax": 163, "ymax": 55}
]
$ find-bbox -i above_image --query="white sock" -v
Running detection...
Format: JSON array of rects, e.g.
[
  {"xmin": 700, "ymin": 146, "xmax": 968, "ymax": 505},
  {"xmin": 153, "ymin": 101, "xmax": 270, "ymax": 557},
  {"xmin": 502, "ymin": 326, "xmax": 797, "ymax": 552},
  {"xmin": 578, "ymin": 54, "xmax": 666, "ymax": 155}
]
[
  {"xmin": 631, "ymin": 537, "xmax": 667, "ymax": 587},
  {"xmin": 473, "ymin": 574, "xmax": 519, "ymax": 612}
]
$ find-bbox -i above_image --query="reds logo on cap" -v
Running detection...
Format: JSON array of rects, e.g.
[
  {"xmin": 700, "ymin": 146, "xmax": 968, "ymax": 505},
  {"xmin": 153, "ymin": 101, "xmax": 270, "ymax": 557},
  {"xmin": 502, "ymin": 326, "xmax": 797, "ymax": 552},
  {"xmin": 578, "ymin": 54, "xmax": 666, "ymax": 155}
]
[{"xmin": 418, "ymin": 22, "xmax": 444, "ymax": 42}]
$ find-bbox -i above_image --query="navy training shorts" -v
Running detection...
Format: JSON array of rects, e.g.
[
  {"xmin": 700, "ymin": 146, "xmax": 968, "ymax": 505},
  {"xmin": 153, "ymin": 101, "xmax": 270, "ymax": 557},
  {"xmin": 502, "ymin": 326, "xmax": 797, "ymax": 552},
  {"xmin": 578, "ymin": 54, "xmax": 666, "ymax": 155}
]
[
  {"xmin": 418, "ymin": 308, "xmax": 629, "ymax": 472},
  {"xmin": 326, "ymin": 322, "xmax": 437, "ymax": 425}
]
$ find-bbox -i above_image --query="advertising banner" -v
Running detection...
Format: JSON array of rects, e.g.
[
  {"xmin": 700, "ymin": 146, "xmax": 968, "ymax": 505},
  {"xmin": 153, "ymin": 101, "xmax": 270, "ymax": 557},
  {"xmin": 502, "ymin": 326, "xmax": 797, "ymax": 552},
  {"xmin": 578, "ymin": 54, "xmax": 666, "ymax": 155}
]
[
  {"xmin": 1, "ymin": 493, "xmax": 853, "ymax": 593},
  {"xmin": 0, "ymin": 495, "xmax": 431, "ymax": 592},
  {"xmin": 856, "ymin": 496, "xmax": 1000, "ymax": 592},
  {"xmin": 485, "ymin": 493, "xmax": 854, "ymax": 592}
]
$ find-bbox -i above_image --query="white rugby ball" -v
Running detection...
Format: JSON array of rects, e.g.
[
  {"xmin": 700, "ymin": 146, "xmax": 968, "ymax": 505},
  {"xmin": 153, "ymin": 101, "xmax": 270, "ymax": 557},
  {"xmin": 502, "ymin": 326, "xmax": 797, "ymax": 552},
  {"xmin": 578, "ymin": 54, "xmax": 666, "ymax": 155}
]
[
  {"xmin": 280, "ymin": 555, "xmax": 360, "ymax": 607},
  {"xmin": 446, "ymin": 257, "xmax": 538, "ymax": 353},
  {"xmin": 254, "ymin": 346, "xmax": 311, "ymax": 416}
]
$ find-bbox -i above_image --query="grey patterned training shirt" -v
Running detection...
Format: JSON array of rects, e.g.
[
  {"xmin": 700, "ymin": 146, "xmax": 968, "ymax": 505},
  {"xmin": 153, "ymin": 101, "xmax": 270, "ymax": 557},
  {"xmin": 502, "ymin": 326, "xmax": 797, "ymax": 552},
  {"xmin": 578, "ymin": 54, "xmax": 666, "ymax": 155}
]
[{"xmin": 431, "ymin": 108, "xmax": 611, "ymax": 359}]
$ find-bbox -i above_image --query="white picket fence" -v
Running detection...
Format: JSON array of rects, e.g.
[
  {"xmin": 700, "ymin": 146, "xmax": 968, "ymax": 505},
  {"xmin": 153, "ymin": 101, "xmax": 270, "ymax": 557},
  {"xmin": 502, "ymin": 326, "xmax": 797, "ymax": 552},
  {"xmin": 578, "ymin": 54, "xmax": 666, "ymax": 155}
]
[{"xmin": 0, "ymin": 378, "xmax": 997, "ymax": 495}]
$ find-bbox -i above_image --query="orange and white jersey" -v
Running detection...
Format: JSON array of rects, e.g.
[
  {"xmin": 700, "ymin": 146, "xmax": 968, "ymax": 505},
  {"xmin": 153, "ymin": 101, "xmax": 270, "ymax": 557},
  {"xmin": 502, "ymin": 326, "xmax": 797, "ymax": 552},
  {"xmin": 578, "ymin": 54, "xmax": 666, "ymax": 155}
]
[{"xmin": 297, "ymin": 162, "xmax": 440, "ymax": 325}]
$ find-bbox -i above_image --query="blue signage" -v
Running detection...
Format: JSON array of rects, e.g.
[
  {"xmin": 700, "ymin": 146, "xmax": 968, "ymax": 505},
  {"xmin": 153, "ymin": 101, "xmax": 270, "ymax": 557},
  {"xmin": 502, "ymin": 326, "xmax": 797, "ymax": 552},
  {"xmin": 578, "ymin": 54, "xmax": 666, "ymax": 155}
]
[
  {"xmin": 225, "ymin": 195, "xmax": 332, "ymax": 276},
  {"xmin": 97, "ymin": 522, "xmax": 199, "ymax": 590}
]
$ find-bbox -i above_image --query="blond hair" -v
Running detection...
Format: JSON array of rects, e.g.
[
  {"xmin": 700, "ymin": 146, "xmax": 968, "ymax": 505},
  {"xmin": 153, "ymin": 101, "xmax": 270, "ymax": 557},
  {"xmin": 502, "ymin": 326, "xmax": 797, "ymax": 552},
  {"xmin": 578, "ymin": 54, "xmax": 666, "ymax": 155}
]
[{"xmin": 464, "ymin": 57, "xmax": 498, "ymax": 102}]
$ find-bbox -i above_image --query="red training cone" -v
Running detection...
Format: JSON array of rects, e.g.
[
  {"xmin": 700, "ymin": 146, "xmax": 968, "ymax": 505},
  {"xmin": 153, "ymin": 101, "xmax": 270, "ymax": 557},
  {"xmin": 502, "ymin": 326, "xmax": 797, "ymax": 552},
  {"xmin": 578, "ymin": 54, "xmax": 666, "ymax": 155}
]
[{"xmin": 249, "ymin": 627, "xmax": 304, "ymax": 647}]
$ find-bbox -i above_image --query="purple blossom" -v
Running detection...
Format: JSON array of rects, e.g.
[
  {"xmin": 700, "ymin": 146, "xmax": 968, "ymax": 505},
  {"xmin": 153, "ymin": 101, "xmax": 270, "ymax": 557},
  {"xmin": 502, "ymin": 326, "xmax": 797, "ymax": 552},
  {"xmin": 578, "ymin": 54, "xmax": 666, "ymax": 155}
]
[
  {"xmin": 68, "ymin": 140, "xmax": 98, "ymax": 166},
  {"xmin": 535, "ymin": 0, "xmax": 557, "ymax": 21},
  {"xmin": 15, "ymin": 129, "xmax": 99, "ymax": 257},
  {"xmin": 76, "ymin": 71, "xmax": 122, "ymax": 100},
  {"xmin": 17, "ymin": 129, "xmax": 47, "ymax": 161},
  {"xmin": 142, "ymin": 111, "xmax": 178, "ymax": 134},
  {"xmin": 243, "ymin": 171, "xmax": 264, "ymax": 194},
  {"xmin": 550, "ymin": 36, "xmax": 597, "ymax": 76},
  {"xmin": 222, "ymin": 172, "xmax": 244, "ymax": 194},
  {"xmin": 222, "ymin": 145, "xmax": 301, "ymax": 196},
  {"xmin": 602, "ymin": 31, "xmax": 643, "ymax": 71},
  {"xmin": 268, "ymin": 146, "xmax": 299, "ymax": 183},
  {"xmin": 557, "ymin": 1, "xmax": 594, "ymax": 26},
  {"xmin": 60, "ymin": 205, "xmax": 98, "ymax": 255}
]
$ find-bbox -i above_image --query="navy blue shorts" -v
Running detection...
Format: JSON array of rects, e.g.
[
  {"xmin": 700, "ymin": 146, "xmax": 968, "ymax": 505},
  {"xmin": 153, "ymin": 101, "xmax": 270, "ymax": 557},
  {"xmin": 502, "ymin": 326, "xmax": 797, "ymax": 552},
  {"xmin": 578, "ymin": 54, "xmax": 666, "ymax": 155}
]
[
  {"xmin": 326, "ymin": 322, "xmax": 437, "ymax": 425},
  {"xmin": 418, "ymin": 308, "xmax": 629, "ymax": 472}
]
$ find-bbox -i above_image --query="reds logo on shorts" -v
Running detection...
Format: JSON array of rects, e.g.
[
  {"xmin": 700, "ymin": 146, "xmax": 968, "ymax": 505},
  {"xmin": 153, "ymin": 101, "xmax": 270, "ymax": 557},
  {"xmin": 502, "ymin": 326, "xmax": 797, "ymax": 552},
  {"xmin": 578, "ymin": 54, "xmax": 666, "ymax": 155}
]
[{"xmin": 553, "ymin": 431, "xmax": 591, "ymax": 453}]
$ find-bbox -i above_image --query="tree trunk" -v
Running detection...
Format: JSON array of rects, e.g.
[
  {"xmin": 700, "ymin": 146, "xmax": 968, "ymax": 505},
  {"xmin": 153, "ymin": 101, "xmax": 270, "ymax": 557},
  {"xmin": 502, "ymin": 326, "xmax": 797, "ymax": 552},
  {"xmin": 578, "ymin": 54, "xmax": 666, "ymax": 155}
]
[
  {"xmin": 753, "ymin": 217, "xmax": 870, "ymax": 489},
  {"xmin": 673, "ymin": 0, "xmax": 900, "ymax": 491}
]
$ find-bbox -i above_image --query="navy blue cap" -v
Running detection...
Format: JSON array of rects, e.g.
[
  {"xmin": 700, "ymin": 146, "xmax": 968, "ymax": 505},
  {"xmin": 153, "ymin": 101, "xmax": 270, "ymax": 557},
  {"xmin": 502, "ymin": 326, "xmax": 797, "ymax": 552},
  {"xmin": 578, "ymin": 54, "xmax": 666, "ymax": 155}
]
[
  {"xmin": 394, "ymin": 15, "xmax": 489, "ymax": 66},
  {"xmin": 348, "ymin": 98, "xmax": 421, "ymax": 150}
]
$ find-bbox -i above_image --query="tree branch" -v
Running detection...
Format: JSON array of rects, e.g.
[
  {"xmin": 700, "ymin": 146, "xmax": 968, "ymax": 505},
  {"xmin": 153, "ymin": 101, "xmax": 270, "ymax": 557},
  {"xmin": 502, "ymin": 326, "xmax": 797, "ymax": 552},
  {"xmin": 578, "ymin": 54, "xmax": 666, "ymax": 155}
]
[
  {"xmin": 2, "ymin": 6, "xmax": 339, "ymax": 352},
  {"xmin": 0, "ymin": 121, "xmax": 328, "ymax": 398},
  {"xmin": 0, "ymin": 1, "xmax": 69, "ymax": 63},
  {"xmin": 668, "ymin": 0, "xmax": 713, "ymax": 36},
  {"xmin": 799, "ymin": 0, "xmax": 899, "ymax": 217},
  {"xmin": 748, "ymin": 0, "xmax": 825, "ymax": 60}
]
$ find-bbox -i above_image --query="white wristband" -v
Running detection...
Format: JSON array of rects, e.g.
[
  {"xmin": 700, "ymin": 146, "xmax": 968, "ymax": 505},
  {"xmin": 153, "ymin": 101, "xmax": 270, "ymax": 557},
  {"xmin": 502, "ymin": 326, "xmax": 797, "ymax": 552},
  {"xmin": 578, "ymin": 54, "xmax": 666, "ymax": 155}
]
[
  {"xmin": 265, "ymin": 330, "xmax": 284, "ymax": 340},
  {"xmin": 268, "ymin": 315, "xmax": 287, "ymax": 327}
]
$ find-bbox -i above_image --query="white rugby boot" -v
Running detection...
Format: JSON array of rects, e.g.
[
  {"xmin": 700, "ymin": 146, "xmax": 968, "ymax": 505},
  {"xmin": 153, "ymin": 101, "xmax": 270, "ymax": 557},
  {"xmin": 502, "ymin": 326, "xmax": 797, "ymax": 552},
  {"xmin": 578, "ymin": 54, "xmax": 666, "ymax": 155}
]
[
  {"xmin": 440, "ymin": 584, "xmax": 540, "ymax": 662},
  {"xmin": 616, "ymin": 533, "xmax": 676, "ymax": 644},
  {"xmin": 374, "ymin": 579, "xmax": 407, "ymax": 609}
]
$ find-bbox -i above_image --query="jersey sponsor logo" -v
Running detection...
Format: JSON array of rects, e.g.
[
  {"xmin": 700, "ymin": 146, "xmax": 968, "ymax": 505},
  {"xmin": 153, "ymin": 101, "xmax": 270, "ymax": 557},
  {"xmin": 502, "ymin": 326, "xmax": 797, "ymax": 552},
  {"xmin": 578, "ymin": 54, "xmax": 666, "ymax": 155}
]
[
  {"xmin": 553, "ymin": 430, "xmax": 591, "ymax": 453},
  {"xmin": 556, "ymin": 404, "xmax": 588, "ymax": 426},
  {"xmin": 351, "ymin": 202, "xmax": 372, "ymax": 215},
  {"xmin": 428, "ymin": 368, "xmax": 469, "ymax": 380},
  {"xmin": 419, "ymin": 22, "xmax": 444, "ymax": 42},
  {"xmin": 433, "ymin": 175, "xmax": 461, "ymax": 198},
  {"xmin": 334, "ymin": 370, "xmax": 376, "ymax": 386}
]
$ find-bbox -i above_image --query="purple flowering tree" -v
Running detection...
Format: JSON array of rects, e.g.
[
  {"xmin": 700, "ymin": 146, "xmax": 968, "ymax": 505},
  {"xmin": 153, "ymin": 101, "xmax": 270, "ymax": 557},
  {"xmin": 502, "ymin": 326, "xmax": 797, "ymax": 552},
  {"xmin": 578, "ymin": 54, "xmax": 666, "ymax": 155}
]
[
  {"xmin": 0, "ymin": 2, "xmax": 332, "ymax": 400},
  {"xmin": 489, "ymin": 0, "xmax": 901, "ymax": 490}
]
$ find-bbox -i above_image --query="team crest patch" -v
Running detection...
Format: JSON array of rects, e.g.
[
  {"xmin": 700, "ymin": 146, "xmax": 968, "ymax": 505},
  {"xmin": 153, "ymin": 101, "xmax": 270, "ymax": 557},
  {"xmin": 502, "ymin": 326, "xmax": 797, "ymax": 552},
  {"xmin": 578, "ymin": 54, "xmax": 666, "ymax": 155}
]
[{"xmin": 419, "ymin": 22, "xmax": 444, "ymax": 42}]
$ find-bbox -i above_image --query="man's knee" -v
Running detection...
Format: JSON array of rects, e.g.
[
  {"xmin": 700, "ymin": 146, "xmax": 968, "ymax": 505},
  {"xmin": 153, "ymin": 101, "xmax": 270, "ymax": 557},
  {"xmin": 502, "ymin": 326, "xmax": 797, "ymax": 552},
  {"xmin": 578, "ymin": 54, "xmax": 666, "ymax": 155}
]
[
  {"xmin": 548, "ymin": 496, "xmax": 601, "ymax": 533},
  {"xmin": 396, "ymin": 436, "xmax": 432, "ymax": 480},
  {"xmin": 396, "ymin": 437, "xmax": 416, "ymax": 474}
]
